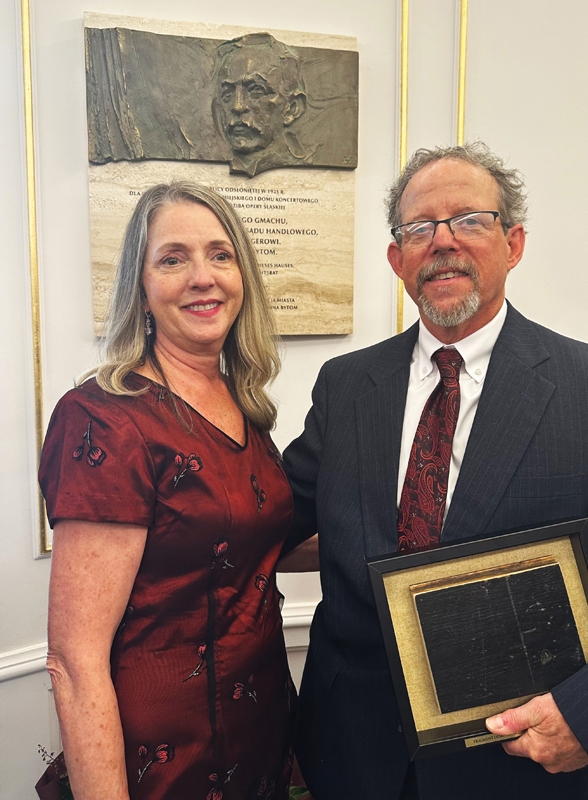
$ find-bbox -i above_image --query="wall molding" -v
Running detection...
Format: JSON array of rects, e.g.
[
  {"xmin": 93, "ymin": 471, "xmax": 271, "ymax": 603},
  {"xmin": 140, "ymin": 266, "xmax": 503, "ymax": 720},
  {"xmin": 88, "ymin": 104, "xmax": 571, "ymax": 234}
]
[
  {"xmin": 0, "ymin": 642, "xmax": 48, "ymax": 683},
  {"xmin": 281, "ymin": 600, "xmax": 317, "ymax": 628},
  {"xmin": 282, "ymin": 600, "xmax": 317, "ymax": 650},
  {"xmin": 0, "ymin": 600, "xmax": 318, "ymax": 683}
]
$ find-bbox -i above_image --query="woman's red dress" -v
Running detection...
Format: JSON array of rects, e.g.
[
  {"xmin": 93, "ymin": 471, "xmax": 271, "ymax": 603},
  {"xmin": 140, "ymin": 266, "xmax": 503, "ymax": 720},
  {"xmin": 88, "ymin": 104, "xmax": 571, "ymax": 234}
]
[{"xmin": 39, "ymin": 376, "xmax": 295, "ymax": 800}]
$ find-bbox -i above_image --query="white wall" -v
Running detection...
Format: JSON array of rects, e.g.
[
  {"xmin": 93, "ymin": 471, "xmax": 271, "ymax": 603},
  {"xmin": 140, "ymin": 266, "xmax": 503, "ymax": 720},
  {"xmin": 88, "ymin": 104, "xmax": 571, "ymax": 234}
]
[
  {"xmin": 4, "ymin": 0, "xmax": 588, "ymax": 796},
  {"xmin": 402, "ymin": 0, "xmax": 588, "ymax": 337},
  {"xmin": 1, "ymin": 1, "xmax": 396, "ymax": 797},
  {"xmin": 0, "ymin": 0, "xmax": 59, "ymax": 795}
]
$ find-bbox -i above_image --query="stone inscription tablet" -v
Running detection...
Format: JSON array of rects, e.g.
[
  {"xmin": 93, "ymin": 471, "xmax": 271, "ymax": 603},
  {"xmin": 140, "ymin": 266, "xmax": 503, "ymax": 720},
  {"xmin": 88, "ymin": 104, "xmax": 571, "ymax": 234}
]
[{"xmin": 414, "ymin": 564, "xmax": 584, "ymax": 714}]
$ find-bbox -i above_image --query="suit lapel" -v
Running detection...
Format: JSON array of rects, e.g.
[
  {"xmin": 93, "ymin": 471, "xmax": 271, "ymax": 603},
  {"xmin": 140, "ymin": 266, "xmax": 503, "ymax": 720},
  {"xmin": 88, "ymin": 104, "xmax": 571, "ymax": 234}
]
[
  {"xmin": 443, "ymin": 307, "xmax": 555, "ymax": 541},
  {"xmin": 356, "ymin": 324, "xmax": 418, "ymax": 558}
]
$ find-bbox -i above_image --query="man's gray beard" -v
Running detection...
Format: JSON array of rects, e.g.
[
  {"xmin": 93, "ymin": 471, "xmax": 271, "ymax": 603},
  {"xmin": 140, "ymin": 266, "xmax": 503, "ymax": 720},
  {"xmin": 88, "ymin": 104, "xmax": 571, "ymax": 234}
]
[{"xmin": 417, "ymin": 257, "xmax": 481, "ymax": 328}]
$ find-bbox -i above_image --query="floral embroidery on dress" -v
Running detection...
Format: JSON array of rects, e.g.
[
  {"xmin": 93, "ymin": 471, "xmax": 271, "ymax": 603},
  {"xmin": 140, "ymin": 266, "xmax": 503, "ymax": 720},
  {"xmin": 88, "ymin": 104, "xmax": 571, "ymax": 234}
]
[
  {"xmin": 250, "ymin": 474, "xmax": 267, "ymax": 512},
  {"xmin": 72, "ymin": 421, "xmax": 106, "ymax": 466},
  {"xmin": 173, "ymin": 452, "xmax": 203, "ymax": 488},
  {"xmin": 211, "ymin": 540, "xmax": 234, "ymax": 570},
  {"xmin": 37, "ymin": 746, "xmax": 71, "ymax": 798},
  {"xmin": 232, "ymin": 674, "xmax": 257, "ymax": 703},
  {"xmin": 257, "ymin": 774, "xmax": 276, "ymax": 799},
  {"xmin": 207, "ymin": 764, "xmax": 238, "ymax": 799},
  {"xmin": 255, "ymin": 573, "xmax": 269, "ymax": 613},
  {"xmin": 137, "ymin": 743, "xmax": 175, "ymax": 783},
  {"xmin": 183, "ymin": 642, "xmax": 207, "ymax": 681}
]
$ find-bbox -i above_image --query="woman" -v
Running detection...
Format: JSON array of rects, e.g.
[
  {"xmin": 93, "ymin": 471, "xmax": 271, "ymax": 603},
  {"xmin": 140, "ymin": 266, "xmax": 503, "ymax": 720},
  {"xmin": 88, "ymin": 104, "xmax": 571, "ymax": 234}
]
[{"xmin": 38, "ymin": 183, "xmax": 295, "ymax": 800}]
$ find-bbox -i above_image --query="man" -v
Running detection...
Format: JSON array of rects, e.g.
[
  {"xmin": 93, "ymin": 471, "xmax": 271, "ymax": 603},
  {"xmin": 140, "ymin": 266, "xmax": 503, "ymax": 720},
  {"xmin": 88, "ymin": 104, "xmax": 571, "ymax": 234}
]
[
  {"xmin": 283, "ymin": 143, "xmax": 588, "ymax": 799},
  {"xmin": 212, "ymin": 33, "xmax": 310, "ymax": 177}
]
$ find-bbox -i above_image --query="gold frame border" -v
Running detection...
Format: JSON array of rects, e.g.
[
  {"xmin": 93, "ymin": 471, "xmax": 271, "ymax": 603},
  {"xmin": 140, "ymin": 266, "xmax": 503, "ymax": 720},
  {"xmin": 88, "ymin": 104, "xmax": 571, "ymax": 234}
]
[
  {"xmin": 21, "ymin": 0, "xmax": 49, "ymax": 555},
  {"xmin": 382, "ymin": 535, "xmax": 588, "ymax": 738}
]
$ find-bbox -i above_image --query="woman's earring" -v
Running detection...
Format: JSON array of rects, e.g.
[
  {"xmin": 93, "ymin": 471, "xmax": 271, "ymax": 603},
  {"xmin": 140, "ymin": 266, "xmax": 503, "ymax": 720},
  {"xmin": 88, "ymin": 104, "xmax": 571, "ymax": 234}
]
[{"xmin": 145, "ymin": 310, "xmax": 153, "ymax": 336}]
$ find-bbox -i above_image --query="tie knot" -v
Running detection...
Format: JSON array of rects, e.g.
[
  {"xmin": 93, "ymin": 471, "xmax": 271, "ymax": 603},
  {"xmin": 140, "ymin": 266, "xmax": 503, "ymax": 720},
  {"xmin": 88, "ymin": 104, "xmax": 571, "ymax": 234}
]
[{"xmin": 433, "ymin": 348, "xmax": 463, "ymax": 381}]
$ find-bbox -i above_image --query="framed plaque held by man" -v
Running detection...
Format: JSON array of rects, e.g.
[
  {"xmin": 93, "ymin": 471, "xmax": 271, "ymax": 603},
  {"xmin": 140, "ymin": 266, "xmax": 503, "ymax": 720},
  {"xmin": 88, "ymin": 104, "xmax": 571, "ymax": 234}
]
[{"xmin": 368, "ymin": 518, "xmax": 588, "ymax": 759}]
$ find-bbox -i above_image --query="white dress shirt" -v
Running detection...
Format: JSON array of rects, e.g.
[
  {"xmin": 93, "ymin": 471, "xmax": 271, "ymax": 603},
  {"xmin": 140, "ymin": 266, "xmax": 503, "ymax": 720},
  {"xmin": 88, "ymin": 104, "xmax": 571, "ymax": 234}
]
[{"xmin": 396, "ymin": 301, "xmax": 508, "ymax": 521}]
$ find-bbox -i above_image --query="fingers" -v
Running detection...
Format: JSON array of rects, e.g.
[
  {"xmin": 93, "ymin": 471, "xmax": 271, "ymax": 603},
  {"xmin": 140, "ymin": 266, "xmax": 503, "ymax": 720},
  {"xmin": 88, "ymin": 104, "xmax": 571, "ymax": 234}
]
[
  {"xmin": 486, "ymin": 695, "xmax": 545, "ymax": 737},
  {"xmin": 486, "ymin": 694, "xmax": 588, "ymax": 773},
  {"xmin": 486, "ymin": 711, "xmax": 521, "ymax": 737}
]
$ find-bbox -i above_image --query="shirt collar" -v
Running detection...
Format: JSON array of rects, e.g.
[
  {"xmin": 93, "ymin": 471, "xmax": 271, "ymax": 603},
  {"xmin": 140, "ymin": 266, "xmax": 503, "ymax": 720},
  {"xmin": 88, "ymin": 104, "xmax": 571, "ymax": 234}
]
[{"xmin": 416, "ymin": 300, "xmax": 507, "ymax": 384}]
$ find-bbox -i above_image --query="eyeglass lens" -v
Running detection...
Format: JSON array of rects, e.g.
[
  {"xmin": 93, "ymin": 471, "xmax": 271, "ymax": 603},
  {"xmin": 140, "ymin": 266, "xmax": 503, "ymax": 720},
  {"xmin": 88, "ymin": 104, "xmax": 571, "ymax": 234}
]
[{"xmin": 396, "ymin": 211, "xmax": 498, "ymax": 247}]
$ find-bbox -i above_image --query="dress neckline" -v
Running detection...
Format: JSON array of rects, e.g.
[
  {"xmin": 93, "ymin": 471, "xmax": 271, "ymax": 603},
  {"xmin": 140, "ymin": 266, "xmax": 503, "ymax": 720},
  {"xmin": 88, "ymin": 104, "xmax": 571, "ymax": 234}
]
[{"xmin": 129, "ymin": 372, "xmax": 249, "ymax": 450}]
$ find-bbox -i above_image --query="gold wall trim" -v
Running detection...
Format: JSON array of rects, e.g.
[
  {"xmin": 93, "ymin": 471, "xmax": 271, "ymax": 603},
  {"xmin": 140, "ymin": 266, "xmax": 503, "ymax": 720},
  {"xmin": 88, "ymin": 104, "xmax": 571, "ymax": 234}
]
[
  {"xmin": 456, "ymin": 0, "xmax": 468, "ymax": 145},
  {"xmin": 21, "ymin": 0, "xmax": 49, "ymax": 555},
  {"xmin": 395, "ymin": 0, "xmax": 469, "ymax": 332},
  {"xmin": 396, "ymin": 0, "xmax": 409, "ymax": 334}
]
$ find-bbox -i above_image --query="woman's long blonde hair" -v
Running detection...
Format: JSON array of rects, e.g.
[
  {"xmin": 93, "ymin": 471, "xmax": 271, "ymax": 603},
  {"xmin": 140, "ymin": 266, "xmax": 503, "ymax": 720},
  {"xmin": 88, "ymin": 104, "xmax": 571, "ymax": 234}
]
[{"xmin": 84, "ymin": 182, "xmax": 280, "ymax": 431}]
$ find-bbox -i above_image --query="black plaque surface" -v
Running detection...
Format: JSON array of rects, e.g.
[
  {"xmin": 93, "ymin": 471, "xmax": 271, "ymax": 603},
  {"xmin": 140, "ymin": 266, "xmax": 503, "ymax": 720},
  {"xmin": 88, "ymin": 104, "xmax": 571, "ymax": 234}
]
[{"xmin": 414, "ymin": 564, "xmax": 584, "ymax": 713}]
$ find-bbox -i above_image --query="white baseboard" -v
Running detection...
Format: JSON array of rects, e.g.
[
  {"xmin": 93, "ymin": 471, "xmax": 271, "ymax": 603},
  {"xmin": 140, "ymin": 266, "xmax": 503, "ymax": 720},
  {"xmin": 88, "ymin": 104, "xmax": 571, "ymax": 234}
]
[{"xmin": 0, "ymin": 601, "xmax": 317, "ymax": 683}]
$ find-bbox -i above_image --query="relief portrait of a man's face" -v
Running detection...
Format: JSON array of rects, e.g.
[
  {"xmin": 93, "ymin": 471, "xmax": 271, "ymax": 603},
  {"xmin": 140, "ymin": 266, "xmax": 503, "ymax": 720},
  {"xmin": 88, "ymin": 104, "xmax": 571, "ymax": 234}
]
[
  {"xmin": 216, "ymin": 47, "xmax": 291, "ymax": 155},
  {"xmin": 212, "ymin": 34, "xmax": 308, "ymax": 176},
  {"xmin": 86, "ymin": 26, "xmax": 357, "ymax": 177}
]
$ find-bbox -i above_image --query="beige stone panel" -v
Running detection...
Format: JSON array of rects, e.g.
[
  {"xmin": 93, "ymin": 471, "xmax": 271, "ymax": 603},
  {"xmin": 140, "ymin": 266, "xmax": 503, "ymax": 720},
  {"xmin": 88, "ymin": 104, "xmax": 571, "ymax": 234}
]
[
  {"xmin": 89, "ymin": 160, "xmax": 354, "ymax": 335},
  {"xmin": 84, "ymin": 12, "xmax": 356, "ymax": 51}
]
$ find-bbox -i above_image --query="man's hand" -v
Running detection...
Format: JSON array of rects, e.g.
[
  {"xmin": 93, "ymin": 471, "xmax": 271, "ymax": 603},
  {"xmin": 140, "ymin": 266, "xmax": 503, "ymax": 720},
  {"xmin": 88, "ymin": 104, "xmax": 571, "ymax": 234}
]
[{"xmin": 486, "ymin": 693, "xmax": 588, "ymax": 773}]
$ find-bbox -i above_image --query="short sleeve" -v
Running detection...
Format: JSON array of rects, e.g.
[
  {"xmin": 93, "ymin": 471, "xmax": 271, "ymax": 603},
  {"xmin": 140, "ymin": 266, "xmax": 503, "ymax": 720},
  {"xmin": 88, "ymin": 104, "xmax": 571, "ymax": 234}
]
[{"xmin": 39, "ymin": 386, "xmax": 157, "ymax": 527}]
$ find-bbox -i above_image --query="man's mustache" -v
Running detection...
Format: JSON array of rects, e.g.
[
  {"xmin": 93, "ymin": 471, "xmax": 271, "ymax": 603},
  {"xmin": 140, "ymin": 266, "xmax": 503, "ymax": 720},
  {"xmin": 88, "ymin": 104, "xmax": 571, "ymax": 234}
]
[
  {"xmin": 416, "ymin": 256, "xmax": 479, "ymax": 294},
  {"xmin": 227, "ymin": 119, "xmax": 261, "ymax": 137}
]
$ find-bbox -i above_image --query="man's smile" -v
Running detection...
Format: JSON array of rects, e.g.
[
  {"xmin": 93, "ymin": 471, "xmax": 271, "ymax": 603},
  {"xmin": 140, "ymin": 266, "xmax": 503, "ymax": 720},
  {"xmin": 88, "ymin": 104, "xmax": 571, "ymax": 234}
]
[
  {"xmin": 417, "ymin": 257, "xmax": 478, "ymax": 293},
  {"xmin": 428, "ymin": 270, "xmax": 469, "ymax": 282}
]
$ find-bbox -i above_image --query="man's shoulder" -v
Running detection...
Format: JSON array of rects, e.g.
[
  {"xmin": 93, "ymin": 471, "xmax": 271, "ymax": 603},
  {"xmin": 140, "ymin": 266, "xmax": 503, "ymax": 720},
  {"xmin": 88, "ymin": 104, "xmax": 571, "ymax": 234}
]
[
  {"xmin": 321, "ymin": 324, "xmax": 418, "ymax": 379},
  {"xmin": 505, "ymin": 306, "xmax": 588, "ymax": 363},
  {"xmin": 530, "ymin": 318, "xmax": 588, "ymax": 353}
]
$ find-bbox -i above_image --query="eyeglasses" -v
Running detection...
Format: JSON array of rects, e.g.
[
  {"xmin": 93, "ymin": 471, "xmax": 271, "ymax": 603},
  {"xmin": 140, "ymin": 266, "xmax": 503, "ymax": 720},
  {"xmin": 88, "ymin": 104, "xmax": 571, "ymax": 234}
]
[{"xmin": 391, "ymin": 211, "xmax": 501, "ymax": 248}]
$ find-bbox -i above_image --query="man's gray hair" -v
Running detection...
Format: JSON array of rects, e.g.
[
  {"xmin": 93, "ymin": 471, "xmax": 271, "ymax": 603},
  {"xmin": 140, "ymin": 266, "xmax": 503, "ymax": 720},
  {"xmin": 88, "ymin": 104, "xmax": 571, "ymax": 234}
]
[{"xmin": 386, "ymin": 142, "xmax": 528, "ymax": 232}]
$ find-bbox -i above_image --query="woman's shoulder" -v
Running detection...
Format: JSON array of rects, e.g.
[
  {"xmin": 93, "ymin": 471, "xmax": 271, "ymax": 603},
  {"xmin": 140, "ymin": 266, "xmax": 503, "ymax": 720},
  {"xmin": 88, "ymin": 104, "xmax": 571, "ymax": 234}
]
[
  {"xmin": 56, "ymin": 374, "xmax": 149, "ymax": 407},
  {"xmin": 50, "ymin": 375, "xmax": 158, "ymax": 429},
  {"xmin": 42, "ymin": 376, "xmax": 161, "ymax": 471},
  {"xmin": 40, "ymin": 377, "xmax": 160, "ymax": 527}
]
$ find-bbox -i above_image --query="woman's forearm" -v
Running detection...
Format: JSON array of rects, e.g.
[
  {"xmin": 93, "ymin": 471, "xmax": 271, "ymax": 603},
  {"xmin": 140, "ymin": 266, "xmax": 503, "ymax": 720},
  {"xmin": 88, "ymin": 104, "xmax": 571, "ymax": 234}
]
[
  {"xmin": 277, "ymin": 533, "xmax": 319, "ymax": 572},
  {"xmin": 47, "ymin": 520, "xmax": 148, "ymax": 800},
  {"xmin": 48, "ymin": 655, "xmax": 130, "ymax": 800}
]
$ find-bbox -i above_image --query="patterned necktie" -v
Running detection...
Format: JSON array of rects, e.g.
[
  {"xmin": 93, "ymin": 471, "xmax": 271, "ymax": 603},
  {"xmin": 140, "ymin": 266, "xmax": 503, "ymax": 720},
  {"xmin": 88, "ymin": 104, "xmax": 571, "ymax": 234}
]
[{"xmin": 397, "ymin": 348, "xmax": 463, "ymax": 553}]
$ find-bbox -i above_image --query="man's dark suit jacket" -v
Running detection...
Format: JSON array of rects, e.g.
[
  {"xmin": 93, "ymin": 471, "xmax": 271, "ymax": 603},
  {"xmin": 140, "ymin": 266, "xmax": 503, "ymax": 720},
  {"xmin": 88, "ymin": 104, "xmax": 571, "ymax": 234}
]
[{"xmin": 283, "ymin": 305, "xmax": 588, "ymax": 800}]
